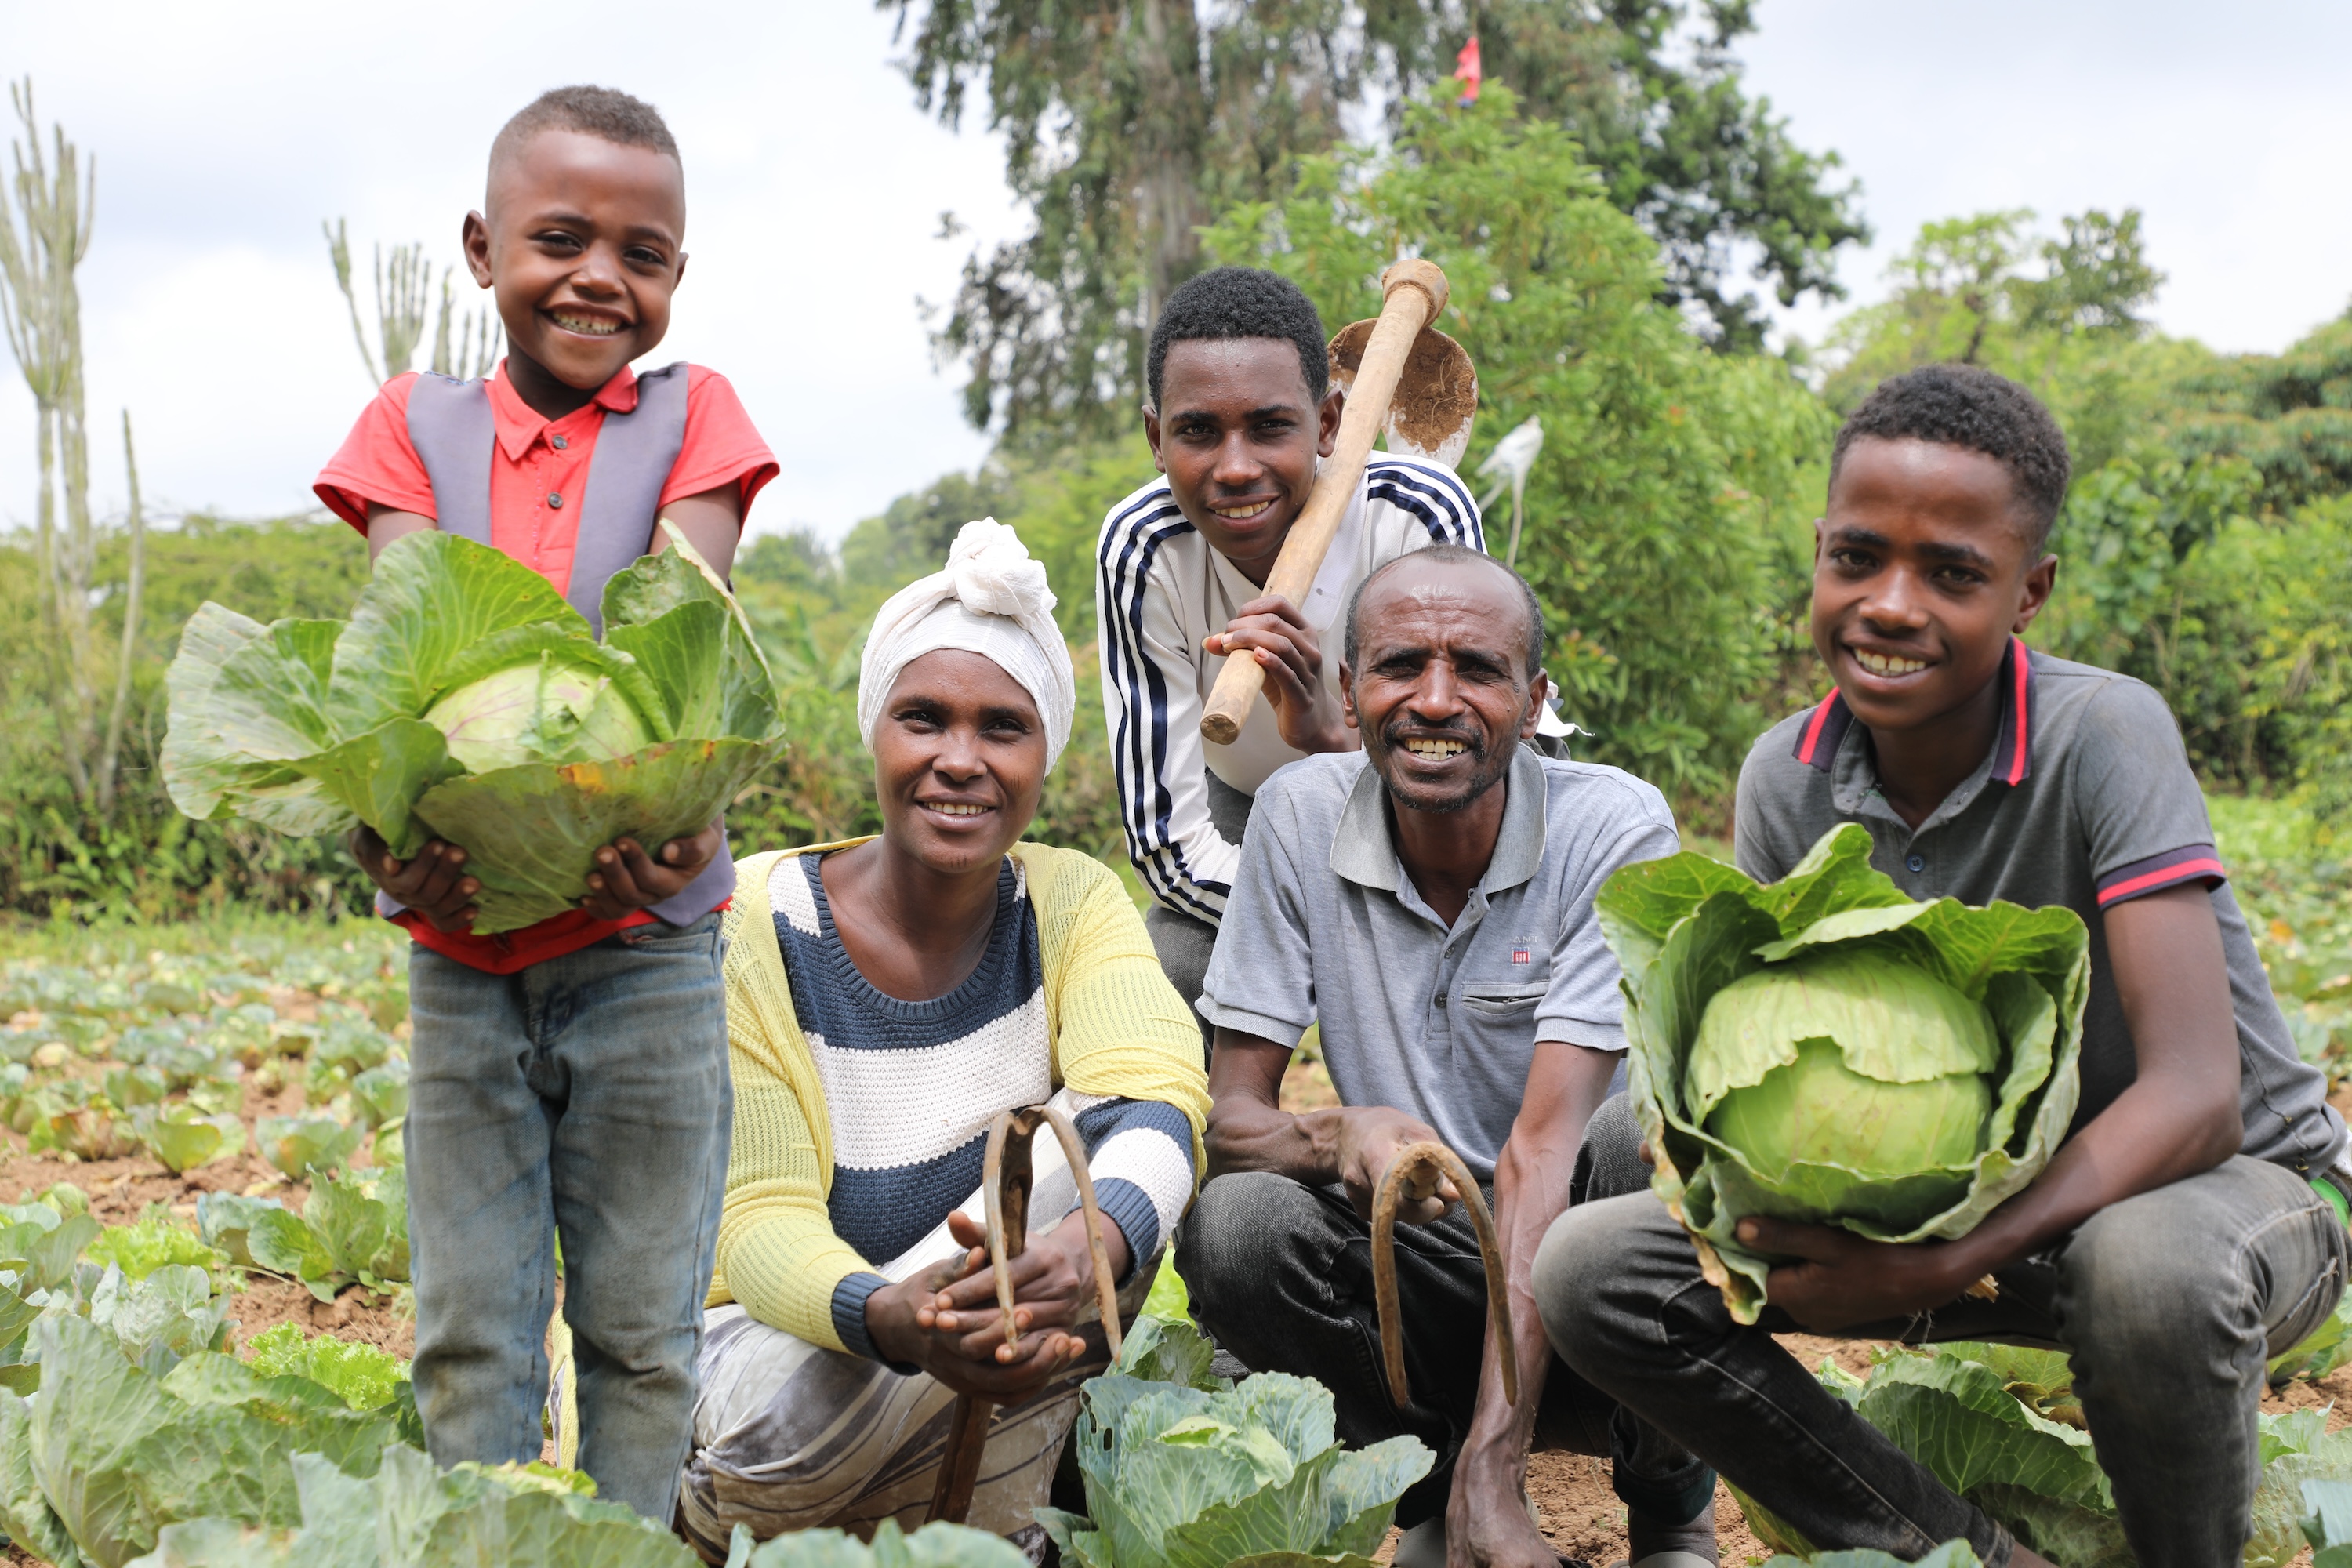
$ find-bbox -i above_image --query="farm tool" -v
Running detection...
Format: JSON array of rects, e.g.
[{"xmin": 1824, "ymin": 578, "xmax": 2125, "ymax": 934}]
[
  {"xmin": 1370, "ymin": 1139, "xmax": 1518, "ymax": 1408},
  {"xmin": 927, "ymin": 1103, "xmax": 1127, "ymax": 1526},
  {"xmin": 1199, "ymin": 258, "xmax": 1478, "ymax": 744}
]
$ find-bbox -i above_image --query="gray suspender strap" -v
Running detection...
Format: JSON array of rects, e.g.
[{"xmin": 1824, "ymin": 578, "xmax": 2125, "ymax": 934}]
[
  {"xmin": 565, "ymin": 362, "xmax": 688, "ymax": 634},
  {"xmin": 404, "ymin": 365, "xmax": 691, "ymax": 634},
  {"xmin": 397, "ymin": 364, "xmax": 731, "ymax": 931},
  {"xmin": 403, "ymin": 374, "xmax": 495, "ymax": 543}
]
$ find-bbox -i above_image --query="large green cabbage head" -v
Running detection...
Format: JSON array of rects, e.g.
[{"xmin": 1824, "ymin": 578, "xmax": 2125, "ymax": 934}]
[
  {"xmin": 1596, "ymin": 824, "xmax": 2090, "ymax": 1323},
  {"xmin": 161, "ymin": 528, "xmax": 785, "ymax": 933}
]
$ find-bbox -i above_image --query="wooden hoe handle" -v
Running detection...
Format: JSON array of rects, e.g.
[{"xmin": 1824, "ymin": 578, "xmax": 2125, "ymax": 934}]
[
  {"xmin": 1370, "ymin": 1138, "xmax": 1518, "ymax": 1409},
  {"xmin": 929, "ymin": 1104, "xmax": 1127, "ymax": 1525},
  {"xmin": 1198, "ymin": 258, "xmax": 1450, "ymax": 746}
]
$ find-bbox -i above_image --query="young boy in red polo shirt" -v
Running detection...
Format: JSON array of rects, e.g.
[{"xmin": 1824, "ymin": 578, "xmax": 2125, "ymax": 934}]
[{"xmin": 314, "ymin": 85, "xmax": 776, "ymax": 1519}]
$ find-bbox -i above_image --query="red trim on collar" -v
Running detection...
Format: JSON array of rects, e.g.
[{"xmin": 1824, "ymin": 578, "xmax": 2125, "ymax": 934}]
[
  {"xmin": 1998, "ymin": 638, "xmax": 2034, "ymax": 786},
  {"xmin": 1793, "ymin": 690, "xmax": 1847, "ymax": 771},
  {"xmin": 1795, "ymin": 636, "xmax": 2036, "ymax": 781}
]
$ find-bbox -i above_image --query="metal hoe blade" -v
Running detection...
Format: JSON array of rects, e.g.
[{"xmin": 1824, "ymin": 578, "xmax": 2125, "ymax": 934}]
[{"xmin": 1370, "ymin": 1139, "xmax": 1518, "ymax": 1409}]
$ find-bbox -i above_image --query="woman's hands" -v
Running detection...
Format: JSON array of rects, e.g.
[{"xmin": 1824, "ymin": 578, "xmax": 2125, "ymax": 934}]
[{"xmin": 864, "ymin": 1208, "xmax": 1132, "ymax": 1399}]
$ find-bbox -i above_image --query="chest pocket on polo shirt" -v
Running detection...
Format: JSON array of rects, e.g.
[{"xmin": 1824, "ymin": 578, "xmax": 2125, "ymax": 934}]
[{"xmin": 1460, "ymin": 983, "xmax": 1548, "ymax": 1017}]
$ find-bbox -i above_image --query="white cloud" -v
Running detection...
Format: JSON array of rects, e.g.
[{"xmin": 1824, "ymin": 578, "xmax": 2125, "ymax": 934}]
[{"xmin": 1737, "ymin": 0, "xmax": 2352, "ymax": 355}]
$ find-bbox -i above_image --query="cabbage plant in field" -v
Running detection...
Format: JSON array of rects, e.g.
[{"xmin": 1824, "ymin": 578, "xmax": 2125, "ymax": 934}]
[
  {"xmin": 125, "ymin": 1446, "xmax": 691, "ymax": 1568},
  {"xmin": 1036, "ymin": 1316, "xmax": 1432, "ymax": 1568},
  {"xmin": 1595, "ymin": 823, "xmax": 2090, "ymax": 1321},
  {"xmin": 1733, "ymin": 1343, "xmax": 2352, "ymax": 1568},
  {"xmin": 163, "ymin": 528, "xmax": 786, "ymax": 933}
]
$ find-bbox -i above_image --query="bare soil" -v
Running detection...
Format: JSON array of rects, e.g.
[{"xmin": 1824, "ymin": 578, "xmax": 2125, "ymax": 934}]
[{"xmin": 0, "ymin": 1074, "xmax": 415, "ymax": 1357}]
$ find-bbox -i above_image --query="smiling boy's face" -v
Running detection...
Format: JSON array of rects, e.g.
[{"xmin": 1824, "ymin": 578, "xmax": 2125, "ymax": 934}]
[
  {"xmin": 1145, "ymin": 338, "xmax": 1343, "ymax": 586},
  {"xmin": 462, "ymin": 129, "xmax": 686, "ymax": 392},
  {"xmin": 1811, "ymin": 437, "xmax": 2058, "ymax": 737}
]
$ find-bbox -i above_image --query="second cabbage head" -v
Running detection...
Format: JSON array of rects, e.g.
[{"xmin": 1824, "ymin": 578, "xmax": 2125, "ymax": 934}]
[{"xmin": 1596, "ymin": 824, "xmax": 2090, "ymax": 1323}]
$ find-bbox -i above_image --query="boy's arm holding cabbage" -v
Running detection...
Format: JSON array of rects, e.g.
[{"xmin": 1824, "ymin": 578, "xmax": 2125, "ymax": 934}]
[{"xmin": 1732, "ymin": 882, "xmax": 2245, "ymax": 1331}]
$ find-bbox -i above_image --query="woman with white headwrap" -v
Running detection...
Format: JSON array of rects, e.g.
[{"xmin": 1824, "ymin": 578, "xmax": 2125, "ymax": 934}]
[{"xmin": 639, "ymin": 520, "xmax": 1208, "ymax": 1559}]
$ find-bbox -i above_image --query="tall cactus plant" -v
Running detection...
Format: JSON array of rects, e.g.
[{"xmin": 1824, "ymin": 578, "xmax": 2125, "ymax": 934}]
[
  {"xmin": 0, "ymin": 78, "xmax": 148, "ymax": 814},
  {"xmin": 325, "ymin": 216, "xmax": 500, "ymax": 386}
]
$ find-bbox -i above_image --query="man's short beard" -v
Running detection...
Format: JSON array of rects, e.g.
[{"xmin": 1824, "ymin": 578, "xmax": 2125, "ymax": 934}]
[{"xmin": 1367, "ymin": 719, "xmax": 1516, "ymax": 814}]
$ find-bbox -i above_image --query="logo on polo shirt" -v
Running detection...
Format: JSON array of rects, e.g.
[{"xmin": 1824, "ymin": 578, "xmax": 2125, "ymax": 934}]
[{"xmin": 1512, "ymin": 947, "xmax": 1530, "ymax": 964}]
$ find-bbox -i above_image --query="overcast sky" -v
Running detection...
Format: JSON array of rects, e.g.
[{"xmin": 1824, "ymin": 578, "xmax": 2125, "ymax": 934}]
[{"xmin": 1, "ymin": 0, "xmax": 2345, "ymax": 541}]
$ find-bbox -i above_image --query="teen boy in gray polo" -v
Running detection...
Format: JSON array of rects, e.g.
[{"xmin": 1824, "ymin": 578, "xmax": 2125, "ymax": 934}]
[
  {"xmin": 1536, "ymin": 365, "xmax": 2349, "ymax": 1568},
  {"xmin": 1178, "ymin": 546, "xmax": 1715, "ymax": 1568}
]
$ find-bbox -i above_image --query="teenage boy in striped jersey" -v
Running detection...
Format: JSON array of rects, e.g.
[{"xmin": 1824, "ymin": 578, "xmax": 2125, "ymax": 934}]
[{"xmin": 1098, "ymin": 267, "xmax": 1561, "ymax": 1046}]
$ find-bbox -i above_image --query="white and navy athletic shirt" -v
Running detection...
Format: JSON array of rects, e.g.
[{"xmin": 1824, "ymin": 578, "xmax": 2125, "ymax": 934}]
[
  {"xmin": 769, "ymin": 853, "xmax": 1197, "ymax": 1362},
  {"xmin": 1097, "ymin": 454, "xmax": 1486, "ymax": 927}
]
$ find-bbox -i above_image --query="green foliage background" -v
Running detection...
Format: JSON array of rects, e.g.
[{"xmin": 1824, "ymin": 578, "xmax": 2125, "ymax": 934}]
[{"xmin": 2, "ymin": 89, "xmax": 2348, "ymax": 924}]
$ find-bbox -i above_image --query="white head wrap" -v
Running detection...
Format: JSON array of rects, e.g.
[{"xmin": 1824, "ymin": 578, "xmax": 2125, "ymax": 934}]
[{"xmin": 857, "ymin": 519, "xmax": 1076, "ymax": 770}]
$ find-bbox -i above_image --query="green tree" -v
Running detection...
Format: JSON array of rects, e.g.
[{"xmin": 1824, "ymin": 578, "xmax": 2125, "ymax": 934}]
[
  {"xmin": 883, "ymin": 0, "xmax": 1865, "ymax": 435},
  {"xmin": 2169, "ymin": 310, "xmax": 2352, "ymax": 512},
  {"xmin": 1203, "ymin": 84, "xmax": 1830, "ymax": 799},
  {"xmin": 1821, "ymin": 207, "xmax": 2194, "ymax": 475}
]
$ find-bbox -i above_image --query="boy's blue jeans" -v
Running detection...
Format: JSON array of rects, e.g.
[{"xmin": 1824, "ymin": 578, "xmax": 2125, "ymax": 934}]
[{"xmin": 405, "ymin": 913, "xmax": 731, "ymax": 1521}]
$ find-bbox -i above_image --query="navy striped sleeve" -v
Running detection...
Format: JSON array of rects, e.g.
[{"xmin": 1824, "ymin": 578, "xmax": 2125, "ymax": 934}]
[
  {"xmin": 1095, "ymin": 485, "xmax": 1232, "ymax": 920},
  {"xmin": 1071, "ymin": 1097, "xmax": 1197, "ymax": 1276},
  {"xmin": 1367, "ymin": 456, "xmax": 1486, "ymax": 550}
]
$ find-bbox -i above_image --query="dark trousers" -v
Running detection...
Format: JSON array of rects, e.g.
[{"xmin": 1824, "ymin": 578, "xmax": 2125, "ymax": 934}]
[
  {"xmin": 1175, "ymin": 1094, "xmax": 1714, "ymax": 1528},
  {"xmin": 1534, "ymin": 1156, "xmax": 2350, "ymax": 1567}
]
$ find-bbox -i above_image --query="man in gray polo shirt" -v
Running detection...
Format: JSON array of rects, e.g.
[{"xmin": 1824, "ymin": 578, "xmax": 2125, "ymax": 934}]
[{"xmin": 1177, "ymin": 546, "xmax": 1715, "ymax": 1568}]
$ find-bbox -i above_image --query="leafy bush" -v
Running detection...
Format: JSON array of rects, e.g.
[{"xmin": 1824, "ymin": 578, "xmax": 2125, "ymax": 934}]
[
  {"xmin": 1035, "ymin": 1316, "xmax": 1432, "ymax": 1568},
  {"xmin": 82, "ymin": 1220, "xmax": 227, "ymax": 1283},
  {"xmin": 1597, "ymin": 823, "xmax": 2088, "ymax": 1322},
  {"xmin": 240, "ymin": 1324, "xmax": 406, "ymax": 1415},
  {"xmin": 0, "ymin": 1312, "xmax": 409, "ymax": 1568}
]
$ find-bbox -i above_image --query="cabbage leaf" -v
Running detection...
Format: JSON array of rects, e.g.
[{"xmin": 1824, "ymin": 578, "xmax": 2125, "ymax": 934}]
[
  {"xmin": 1035, "ymin": 1317, "xmax": 1432, "ymax": 1568},
  {"xmin": 164, "ymin": 530, "xmax": 786, "ymax": 932},
  {"xmin": 1595, "ymin": 824, "xmax": 2090, "ymax": 1321}
]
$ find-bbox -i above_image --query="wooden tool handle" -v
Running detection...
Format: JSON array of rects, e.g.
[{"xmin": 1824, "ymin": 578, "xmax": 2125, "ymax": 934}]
[
  {"xmin": 1198, "ymin": 258, "xmax": 1450, "ymax": 746},
  {"xmin": 1371, "ymin": 1138, "xmax": 1517, "ymax": 1409}
]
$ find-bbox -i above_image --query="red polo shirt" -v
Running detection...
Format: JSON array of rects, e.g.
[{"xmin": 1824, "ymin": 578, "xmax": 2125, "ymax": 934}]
[{"xmin": 314, "ymin": 361, "xmax": 778, "ymax": 972}]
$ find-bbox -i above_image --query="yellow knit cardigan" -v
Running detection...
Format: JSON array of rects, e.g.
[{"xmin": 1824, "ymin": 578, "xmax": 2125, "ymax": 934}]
[{"xmin": 708, "ymin": 839, "xmax": 1211, "ymax": 1352}]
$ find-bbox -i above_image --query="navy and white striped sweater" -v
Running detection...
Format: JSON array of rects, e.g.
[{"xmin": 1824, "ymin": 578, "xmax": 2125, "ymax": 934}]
[{"xmin": 771, "ymin": 853, "xmax": 1196, "ymax": 1362}]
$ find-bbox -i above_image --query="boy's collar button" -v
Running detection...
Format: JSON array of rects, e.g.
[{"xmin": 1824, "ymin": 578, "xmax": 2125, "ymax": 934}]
[
  {"xmin": 552, "ymin": 434, "xmax": 568, "ymax": 450},
  {"xmin": 1905, "ymin": 853, "xmax": 1925, "ymax": 873},
  {"xmin": 548, "ymin": 492, "xmax": 565, "ymax": 510}
]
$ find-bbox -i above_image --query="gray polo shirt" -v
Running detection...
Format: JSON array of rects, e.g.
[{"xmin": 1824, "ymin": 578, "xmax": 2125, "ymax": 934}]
[
  {"xmin": 1737, "ymin": 640, "xmax": 2343, "ymax": 1174},
  {"xmin": 1200, "ymin": 746, "xmax": 1680, "ymax": 1178}
]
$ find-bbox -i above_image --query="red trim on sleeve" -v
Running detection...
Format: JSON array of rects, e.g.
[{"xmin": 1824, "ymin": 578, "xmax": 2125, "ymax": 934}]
[
  {"xmin": 2095, "ymin": 847, "xmax": 2227, "ymax": 908},
  {"xmin": 666, "ymin": 367, "xmax": 779, "ymax": 524}
]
